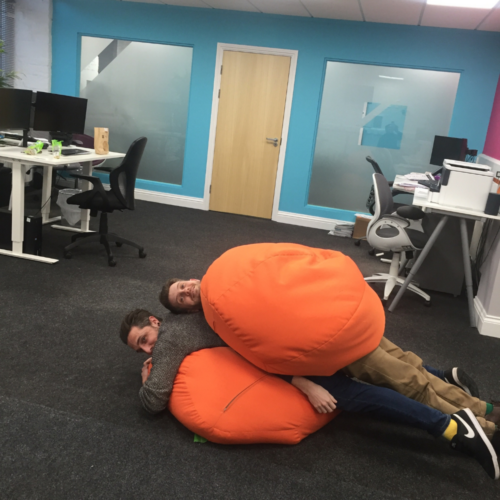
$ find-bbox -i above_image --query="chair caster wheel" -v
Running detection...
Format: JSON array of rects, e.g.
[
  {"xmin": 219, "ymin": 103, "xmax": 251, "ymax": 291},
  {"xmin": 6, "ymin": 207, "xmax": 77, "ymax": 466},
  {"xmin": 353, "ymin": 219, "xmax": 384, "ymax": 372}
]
[
  {"xmin": 64, "ymin": 250, "xmax": 72, "ymax": 259},
  {"xmin": 368, "ymin": 249, "xmax": 376, "ymax": 256},
  {"xmin": 108, "ymin": 257, "xmax": 117, "ymax": 267},
  {"xmin": 139, "ymin": 249, "xmax": 147, "ymax": 259},
  {"xmin": 354, "ymin": 240, "xmax": 361, "ymax": 246},
  {"xmin": 424, "ymin": 300, "xmax": 431, "ymax": 307},
  {"xmin": 116, "ymin": 242, "xmax": 123, "ymax": 247}
]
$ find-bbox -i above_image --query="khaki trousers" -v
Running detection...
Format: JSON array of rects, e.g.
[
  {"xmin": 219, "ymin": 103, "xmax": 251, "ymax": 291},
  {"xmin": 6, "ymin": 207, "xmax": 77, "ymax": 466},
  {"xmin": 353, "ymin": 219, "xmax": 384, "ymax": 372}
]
[{"xmin": 343, "ymin": 337, "xmax": 495, "ymax": 438}]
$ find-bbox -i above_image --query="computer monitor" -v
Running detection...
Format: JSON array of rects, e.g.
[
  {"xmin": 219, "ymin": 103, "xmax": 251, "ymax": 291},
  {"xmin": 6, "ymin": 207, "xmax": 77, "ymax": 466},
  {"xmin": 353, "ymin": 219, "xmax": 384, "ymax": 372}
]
[
  {"xmin": 33, "ymin": 92, "xmax": 88, "ymax": 146},
  {"xmin": 0, "ymin": 88, "xmax": 34, "ymax": 147},
  {"xmin": 430, "ymin": 135, "xmax": 468, "ymax": 167}
]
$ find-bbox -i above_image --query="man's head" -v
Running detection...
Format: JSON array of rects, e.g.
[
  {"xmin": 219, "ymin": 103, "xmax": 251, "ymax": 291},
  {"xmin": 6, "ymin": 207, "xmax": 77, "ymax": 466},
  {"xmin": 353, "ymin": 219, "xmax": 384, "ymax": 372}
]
[
  {"xmin": 159, "ymin": 278, "xmax": 202, "ymax": 314},
  {"xmin": 120, "ymin": 309, "xmax": 162, "ymax": 354}
]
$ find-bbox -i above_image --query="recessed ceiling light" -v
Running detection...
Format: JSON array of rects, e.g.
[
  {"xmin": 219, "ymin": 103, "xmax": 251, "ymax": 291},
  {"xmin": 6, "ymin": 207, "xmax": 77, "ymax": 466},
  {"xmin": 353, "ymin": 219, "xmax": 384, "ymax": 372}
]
[
  {"xmin": 427, "ymin": 0, "xmax": 497, "ymax": 8},
  {"xmin": 379, "ymin": 75, "xmax": 404, "ymax": 80}
]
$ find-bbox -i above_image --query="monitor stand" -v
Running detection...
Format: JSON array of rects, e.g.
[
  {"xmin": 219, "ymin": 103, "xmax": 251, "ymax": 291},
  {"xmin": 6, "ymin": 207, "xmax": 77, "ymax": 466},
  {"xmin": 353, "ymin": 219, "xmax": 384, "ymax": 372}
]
[
  {"xmin": 22, "ymin": 130, "xmax": 29, "ymax": 148},
  {"xmin": 49, "ymin": 131, "xmax": 73, "ymax": 147}
]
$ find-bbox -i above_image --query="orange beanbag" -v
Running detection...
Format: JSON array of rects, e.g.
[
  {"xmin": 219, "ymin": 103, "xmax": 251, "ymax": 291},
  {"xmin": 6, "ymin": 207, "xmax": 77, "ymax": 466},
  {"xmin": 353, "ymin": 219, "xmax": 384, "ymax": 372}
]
[
  {"xmin": 201, "ymin": 243, "xmax": 384, "ymax": 376},
  {"xmin": 168, "ymin": 347, "xmax": 336, "ymax": 444}
]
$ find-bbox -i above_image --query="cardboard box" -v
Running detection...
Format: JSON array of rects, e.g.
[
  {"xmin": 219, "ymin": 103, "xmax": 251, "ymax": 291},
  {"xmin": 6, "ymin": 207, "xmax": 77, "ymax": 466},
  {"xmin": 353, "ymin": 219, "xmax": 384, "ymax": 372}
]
[{"xmin": 352, "ymin": 215, "xmax": 371, "ymax": 240}]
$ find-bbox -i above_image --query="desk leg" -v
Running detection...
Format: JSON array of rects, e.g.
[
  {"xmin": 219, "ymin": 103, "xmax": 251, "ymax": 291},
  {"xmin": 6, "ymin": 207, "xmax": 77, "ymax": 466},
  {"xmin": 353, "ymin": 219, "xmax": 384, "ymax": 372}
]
[
  {"xmin": 41, "ymin": 165, "xmax": 61, "ymax": 224},
  {"xmin": 11, "ymin": 161, "xmax": 25, "ymax": 254},
  {"xmin": 0, "ymin": 160, "xmax": 57, "ymax": 264},
  {"xmin": 79, "ymin": 161, "xmax": 92, "ymax": 232},
  {"xmin": 460, "ymin": 218, "xmax": 476, "ymax": 328},
  {"xmin": 388, "ymin": 215, "xmax": 449, "ymax": 313}
]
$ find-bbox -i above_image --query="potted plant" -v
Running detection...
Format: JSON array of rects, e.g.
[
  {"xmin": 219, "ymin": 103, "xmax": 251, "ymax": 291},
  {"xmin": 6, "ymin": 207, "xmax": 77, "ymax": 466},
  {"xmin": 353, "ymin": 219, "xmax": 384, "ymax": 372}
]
[{"xmin": 0, "ymin": 39, "xmax": 18, "ymax": 88}]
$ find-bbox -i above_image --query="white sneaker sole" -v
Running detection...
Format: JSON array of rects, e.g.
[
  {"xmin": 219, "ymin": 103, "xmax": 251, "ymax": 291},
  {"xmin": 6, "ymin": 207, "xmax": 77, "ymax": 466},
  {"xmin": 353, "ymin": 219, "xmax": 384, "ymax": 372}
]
[{"xmin": 454, "ymin": 367, "xmax": 473, "ymax": 396}]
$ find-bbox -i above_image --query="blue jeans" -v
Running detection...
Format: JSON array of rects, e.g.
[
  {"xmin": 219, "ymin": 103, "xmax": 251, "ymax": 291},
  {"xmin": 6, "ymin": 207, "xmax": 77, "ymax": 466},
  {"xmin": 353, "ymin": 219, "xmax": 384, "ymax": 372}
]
[
  {"xmin": 423, "ymin": 365, "xmax": 445, "ymax": 380},
  {"xmin": 308, "ymin": 370, "xmax": 450, "ymax": 438}
]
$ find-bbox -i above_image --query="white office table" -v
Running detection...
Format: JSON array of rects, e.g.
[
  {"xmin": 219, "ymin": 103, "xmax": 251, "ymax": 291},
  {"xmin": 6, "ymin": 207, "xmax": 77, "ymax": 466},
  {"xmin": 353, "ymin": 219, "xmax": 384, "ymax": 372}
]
[
  {"xmin": 0, "ymin": 146, "xmax": 125, "ymax": 264},
  {"xmin": 387, "ymin": 197, "xmax": 500, "ymax": 327}
]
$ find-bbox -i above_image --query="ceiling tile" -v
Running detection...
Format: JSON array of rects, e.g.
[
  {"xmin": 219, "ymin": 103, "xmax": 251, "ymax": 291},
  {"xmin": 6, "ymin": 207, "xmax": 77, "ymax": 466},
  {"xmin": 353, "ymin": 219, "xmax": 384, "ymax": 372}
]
[
  {"xmin": 121, "ymin": 0, "xmax": 164, "ymax": 4},
  {"xmin": 160, "ymin": 0, "xmax": 214, "ymax": 7},
  {"xmin": 421, "ymin": 5, "xmax": 492, "ymax": 29},
  {"xmin": 203, "ymin": 0, "xmax": 259, "ymax": 12},
  {"xmin": 301, "ymin": 0, "xmax": 363, "ymax": 21},
  {"xmin": 361, "ymin": 0, "xmax": 425, "ymax": 26},
  {"xmin": 250, "ymin": 0, "xmax": 311, "ymax": 18},
  {"xmin": 477, "ymin": 7, "xmax": 500, "ymax": 31}
]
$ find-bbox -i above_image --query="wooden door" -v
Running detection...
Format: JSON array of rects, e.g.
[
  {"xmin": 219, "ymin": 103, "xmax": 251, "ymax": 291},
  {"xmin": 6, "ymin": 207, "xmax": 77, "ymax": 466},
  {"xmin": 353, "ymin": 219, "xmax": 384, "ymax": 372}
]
[{"xmin": 209, "ymin": 51, "xmax": 291, "ymax": 219}]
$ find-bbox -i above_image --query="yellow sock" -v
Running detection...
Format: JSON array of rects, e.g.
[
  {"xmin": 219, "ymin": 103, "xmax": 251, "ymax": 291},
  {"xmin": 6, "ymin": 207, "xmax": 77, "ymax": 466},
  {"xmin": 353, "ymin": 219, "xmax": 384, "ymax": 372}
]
[{"xmin": 442, "ymin": 419, "xmax": 458, "ymax": 441}]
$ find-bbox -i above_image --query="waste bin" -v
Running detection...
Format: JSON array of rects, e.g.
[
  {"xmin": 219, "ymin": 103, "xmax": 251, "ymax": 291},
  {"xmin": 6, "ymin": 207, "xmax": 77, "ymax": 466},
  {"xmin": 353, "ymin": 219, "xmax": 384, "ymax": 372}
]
[{"xmin": 56, "ymin": 189, "xmax": 82, "ymax": 226}]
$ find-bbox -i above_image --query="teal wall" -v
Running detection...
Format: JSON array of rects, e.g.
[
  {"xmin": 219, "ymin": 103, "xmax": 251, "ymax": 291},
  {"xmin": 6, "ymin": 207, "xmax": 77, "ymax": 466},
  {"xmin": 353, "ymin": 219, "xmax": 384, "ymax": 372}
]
[{"xmin": 52, "ymin": 0, "xmax": 500, "ymax": 222}]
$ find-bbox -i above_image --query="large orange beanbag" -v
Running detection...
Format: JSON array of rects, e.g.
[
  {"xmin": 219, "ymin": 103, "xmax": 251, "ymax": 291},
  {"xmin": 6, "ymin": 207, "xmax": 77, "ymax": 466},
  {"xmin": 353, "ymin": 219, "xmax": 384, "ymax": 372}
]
[
  {"xmin": 201, "ymin": 243, "xmax": 385, "ymax": 376},
  {"xmin": 168, "ymin": 347, "xmax": 336, "ymax": 444}
]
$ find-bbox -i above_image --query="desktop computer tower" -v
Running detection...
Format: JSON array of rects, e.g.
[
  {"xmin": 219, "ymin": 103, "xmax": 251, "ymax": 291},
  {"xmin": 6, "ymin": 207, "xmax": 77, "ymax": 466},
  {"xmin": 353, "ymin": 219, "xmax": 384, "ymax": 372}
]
[{"xmin": 0, "ymin": 211, "xmax": 42, "ymax": 255}]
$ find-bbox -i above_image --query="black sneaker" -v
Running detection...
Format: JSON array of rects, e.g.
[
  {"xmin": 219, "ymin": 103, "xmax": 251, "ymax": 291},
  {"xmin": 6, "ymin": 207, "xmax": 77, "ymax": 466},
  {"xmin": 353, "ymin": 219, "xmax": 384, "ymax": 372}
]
[
  {"xmin": 492, "ymin": 432, "xmax": 500, "ymax": 455},
  {"xmin": 444, "ymin": 367, "xmax": 480, "ymax": 398},
  {"xmin": 450, "ymin": 408, "xmax": 499, "ymax": 480}
]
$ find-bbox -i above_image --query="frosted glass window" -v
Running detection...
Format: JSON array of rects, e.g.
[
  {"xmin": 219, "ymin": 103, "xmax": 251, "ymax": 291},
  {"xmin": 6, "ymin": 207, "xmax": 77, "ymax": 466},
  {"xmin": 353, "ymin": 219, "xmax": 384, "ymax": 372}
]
[
  {"xmin": 80, "ymin": 37, "xmax": 193, "ymax": 185},
  {"xmin": 308, "ymin": 62, "xmax": 460, "ymax": 212}
]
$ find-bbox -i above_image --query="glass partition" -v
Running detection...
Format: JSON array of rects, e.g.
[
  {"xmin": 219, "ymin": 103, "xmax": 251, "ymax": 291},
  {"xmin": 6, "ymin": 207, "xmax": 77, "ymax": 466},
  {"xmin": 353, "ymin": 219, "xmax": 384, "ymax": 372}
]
[
  {"xmin": 80, "ymin": 37, "xmax": 193, "ymax": 185},
  {"xmin": 308, "ymin": 62, "xmax": 460, "ymax": 212}
]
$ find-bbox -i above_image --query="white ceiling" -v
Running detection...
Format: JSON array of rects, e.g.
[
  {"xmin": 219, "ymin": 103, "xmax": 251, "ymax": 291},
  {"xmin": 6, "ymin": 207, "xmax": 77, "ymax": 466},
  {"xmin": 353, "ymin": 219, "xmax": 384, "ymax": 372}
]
[{"xmin": 121, "ymin": 0, "xmax": 500, "ymax": 31}]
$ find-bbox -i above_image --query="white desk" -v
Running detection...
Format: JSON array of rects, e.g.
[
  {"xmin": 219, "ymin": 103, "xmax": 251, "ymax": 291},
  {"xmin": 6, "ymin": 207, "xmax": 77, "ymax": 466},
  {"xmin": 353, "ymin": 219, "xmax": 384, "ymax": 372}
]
[
  {"xmin": 387, "ymin": 197, "xmax": 500, "ymax": 327},
  {"xmin": 0, "ymin": 146, "xmax": 125, "ymax": 264}
]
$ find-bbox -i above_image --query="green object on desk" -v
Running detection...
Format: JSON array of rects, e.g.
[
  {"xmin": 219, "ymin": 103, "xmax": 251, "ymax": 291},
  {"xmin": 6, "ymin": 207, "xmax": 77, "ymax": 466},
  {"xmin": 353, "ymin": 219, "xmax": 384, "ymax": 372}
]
[
  {"xmin": 193, "ymin": 434, "xmax": 207, "ymax": 443},
  {"xmin": 25, "ymin": 141, "xmax": 44, "ymax": 155}
]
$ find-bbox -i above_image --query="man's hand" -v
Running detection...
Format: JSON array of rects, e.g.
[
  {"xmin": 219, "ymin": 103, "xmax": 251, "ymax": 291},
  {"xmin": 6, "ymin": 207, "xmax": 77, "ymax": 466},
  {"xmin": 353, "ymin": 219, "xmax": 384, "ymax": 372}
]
[
  {"xmin": 291, "ymin": 376, "xmax": 337, "ymax": 413},
  {"xmin": 141, "ymin": 357, "xmax": 152, "ymax": 384}
]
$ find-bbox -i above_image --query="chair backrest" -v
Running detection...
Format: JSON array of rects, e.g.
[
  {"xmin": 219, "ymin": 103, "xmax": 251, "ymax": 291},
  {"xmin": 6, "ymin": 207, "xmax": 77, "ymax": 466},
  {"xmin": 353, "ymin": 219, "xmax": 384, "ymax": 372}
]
[
  {"xmin": 366, "ymin": 173, "xmax": 394, "ymax": 234},
  {"xmin": 109, "ymin": 137, "xmax": 148, "ymax": 210},
  {"xmin": 366, "ymin": 156, "xmax": 383, "ymax": 175}
]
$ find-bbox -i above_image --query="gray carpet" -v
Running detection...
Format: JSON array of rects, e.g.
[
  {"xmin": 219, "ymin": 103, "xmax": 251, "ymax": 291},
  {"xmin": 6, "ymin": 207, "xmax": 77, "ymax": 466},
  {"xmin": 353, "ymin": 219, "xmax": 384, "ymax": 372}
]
[{"xmin": 1, "ymin": 199, "xmax": 499, "ymax": 499}]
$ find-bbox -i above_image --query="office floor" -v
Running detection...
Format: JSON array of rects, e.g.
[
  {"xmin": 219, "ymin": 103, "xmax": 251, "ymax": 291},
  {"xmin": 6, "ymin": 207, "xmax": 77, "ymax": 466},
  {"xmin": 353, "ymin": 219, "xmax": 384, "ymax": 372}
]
[{"xmin": 1, "ymin": 199, "xmax": 499, "ymax": 499}]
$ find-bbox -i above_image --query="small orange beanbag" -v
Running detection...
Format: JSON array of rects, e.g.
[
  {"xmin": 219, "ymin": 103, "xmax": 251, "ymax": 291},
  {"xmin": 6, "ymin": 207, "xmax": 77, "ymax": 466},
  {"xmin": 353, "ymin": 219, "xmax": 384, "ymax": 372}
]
[
  {"xmin": 201, "ymin": 243, "xmax": 385, "ymax": 376},
  {"xmin": 168, "ymin": 347, "xmax": 336, "ymax": 444}
]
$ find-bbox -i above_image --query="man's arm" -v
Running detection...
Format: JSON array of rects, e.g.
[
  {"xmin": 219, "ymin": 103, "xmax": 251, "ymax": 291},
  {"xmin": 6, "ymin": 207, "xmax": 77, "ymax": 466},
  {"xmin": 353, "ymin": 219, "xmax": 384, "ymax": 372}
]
[{"xmin": 290, "ymin": 376, "xmax": 337, "ymax": 413}]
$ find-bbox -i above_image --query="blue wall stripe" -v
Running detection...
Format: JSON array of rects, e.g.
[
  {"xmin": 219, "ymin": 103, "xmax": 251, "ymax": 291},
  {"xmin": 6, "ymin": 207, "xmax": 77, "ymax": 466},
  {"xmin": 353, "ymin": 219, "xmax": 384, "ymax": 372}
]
[{"xmin": 52, "ymin": 0, "xmax": 500, "ymax": 222}]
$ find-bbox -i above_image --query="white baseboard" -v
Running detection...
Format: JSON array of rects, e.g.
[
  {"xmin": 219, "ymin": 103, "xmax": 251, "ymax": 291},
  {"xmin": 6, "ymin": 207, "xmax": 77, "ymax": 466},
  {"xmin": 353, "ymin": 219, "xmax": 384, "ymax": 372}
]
[
  {"xmin": 474, "ymin": 297, "xmax": 500, "ymax": 339},
  {"xmin": 273, "ymin": 210, "xmax": 344, "ymax": 231},
  {"xmin": 134, "ymin": 188, "xmax": 205, "ymax": 210},
  {"xmin": 100, "ymin": 186, "xmax": 345, "ymax": 227},
  {"xmin": 99, "ymin": 183, "xmax": 206, "ymax": 211}
]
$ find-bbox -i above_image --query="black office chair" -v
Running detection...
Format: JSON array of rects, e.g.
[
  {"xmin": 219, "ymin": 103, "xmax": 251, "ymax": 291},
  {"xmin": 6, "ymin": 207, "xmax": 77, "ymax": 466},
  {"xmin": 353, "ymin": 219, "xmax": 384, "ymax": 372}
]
[
  {"xmin": 63, "ymin": 137, "xmax": 148, "ymax": 267},
  {"xmin": 364, "ymin": 173, "xmax": 431, "ymax": 306},
  {"xmin": 355, "ymin": 156, "xmax": 408, "ymax": 250},
  {"xmin": 365, "ymin": 156, "xmax": 406, "ymax": 215}
]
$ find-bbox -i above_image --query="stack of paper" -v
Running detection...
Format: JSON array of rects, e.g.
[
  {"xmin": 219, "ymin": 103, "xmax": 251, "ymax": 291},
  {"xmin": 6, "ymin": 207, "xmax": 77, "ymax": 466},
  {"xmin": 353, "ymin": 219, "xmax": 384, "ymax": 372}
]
[{"xmin": 328, "ymin": 223, "xmax": 354, "ymax": 238}]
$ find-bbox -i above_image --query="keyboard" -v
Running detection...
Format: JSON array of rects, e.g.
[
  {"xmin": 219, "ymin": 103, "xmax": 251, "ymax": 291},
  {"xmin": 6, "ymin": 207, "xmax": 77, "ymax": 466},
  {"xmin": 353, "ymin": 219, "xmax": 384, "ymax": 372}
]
[
  {"xmin": 61, "ymin": 149, "xmax": 88, "ymax": 156},
  {"xmin": 0, "ymin": 132, "xmax": 37, "ymax": 142}
]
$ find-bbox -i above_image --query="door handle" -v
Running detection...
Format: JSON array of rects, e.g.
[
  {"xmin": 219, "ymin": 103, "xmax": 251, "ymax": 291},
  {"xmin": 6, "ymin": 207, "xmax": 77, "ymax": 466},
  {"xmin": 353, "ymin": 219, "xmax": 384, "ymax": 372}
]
[{"xmin": 266, "ymin": 137, "xmax": 279, "ymax": 147}]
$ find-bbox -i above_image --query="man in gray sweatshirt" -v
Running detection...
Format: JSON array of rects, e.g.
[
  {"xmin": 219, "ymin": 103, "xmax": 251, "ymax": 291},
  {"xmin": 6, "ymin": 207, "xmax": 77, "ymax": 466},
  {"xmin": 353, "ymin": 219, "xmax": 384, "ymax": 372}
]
[{"xmin": 119, "ymin": 308, "xmax": 226, "ymax": 414}]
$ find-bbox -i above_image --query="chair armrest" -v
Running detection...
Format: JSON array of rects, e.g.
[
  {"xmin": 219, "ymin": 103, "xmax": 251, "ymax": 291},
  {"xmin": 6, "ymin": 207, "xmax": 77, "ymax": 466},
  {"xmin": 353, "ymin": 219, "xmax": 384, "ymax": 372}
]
[
  {"xmin": 70, "ymin": 174, "xmax": 111, "ymax": 211},
  {"xmin": 396, "ymin": 205, "xmax": 425, "ymax": 220}
]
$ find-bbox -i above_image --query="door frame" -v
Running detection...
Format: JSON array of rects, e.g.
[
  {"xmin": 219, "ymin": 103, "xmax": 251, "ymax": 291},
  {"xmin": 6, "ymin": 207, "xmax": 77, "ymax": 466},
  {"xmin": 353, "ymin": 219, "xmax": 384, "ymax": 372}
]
[{"xmin": 202, "ymin": 43, "xmax": 298, "ymax": 220}]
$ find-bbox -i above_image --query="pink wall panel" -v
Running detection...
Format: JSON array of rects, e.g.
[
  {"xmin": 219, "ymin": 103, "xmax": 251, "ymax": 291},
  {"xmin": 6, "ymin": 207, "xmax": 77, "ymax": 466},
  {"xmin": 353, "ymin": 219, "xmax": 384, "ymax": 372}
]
[{"xmin": 483, "ymin": 76, "xmax": 500, "ymax": 161}]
